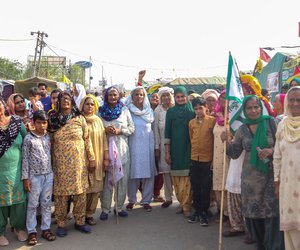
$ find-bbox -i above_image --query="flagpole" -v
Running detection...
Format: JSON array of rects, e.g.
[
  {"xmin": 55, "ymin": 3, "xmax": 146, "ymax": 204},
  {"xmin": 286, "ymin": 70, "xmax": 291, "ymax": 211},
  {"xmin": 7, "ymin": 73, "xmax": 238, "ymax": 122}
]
[{"xmin": 218, "ymin": 99, "xmax": 229, "ymax": 250}]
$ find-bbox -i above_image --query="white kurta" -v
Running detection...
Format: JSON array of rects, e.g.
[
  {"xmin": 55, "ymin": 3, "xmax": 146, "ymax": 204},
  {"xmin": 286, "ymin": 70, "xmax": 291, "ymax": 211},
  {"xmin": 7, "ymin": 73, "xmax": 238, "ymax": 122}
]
[
  {"xmin": 129, "ymin": 114, "xmax": 155, "ymax": 179},
  {"xmin": 273, "ymin": 122, "xmax": 300, "ymax": 231},
  {"xmin": 154, "ymin": 105, "xmax": 171, "ymax": 173}
]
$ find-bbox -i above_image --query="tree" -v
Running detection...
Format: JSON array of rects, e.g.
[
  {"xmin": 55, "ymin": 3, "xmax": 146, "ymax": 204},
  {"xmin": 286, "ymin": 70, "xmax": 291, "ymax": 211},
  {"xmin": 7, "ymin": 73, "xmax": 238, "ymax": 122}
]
[{"xmin": 0, "ymin": 57, "xmax": 25, "ymax": 80}]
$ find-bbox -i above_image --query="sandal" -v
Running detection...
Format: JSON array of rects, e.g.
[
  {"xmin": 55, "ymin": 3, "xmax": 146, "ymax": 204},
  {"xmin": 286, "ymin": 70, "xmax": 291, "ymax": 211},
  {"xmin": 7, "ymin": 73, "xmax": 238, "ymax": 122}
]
[
  {"xmin": 27, "ymin": 233, "xmax": 38, "ymax": 246},
  {"xmin": 161, "ymin": 200, "xmax": 172, "ymax": 208},
  {"xmin": 86, "ymin": 217, "xmax": 97, "ymax": 225},
  {"xmin": 42, "ymin": 230, "xmax": 56, "ymax": 241}
]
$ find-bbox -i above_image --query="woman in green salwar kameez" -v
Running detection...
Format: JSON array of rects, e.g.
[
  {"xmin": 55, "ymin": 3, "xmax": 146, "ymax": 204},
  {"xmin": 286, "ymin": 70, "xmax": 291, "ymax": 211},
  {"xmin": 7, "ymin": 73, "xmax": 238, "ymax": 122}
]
[
  {"xmin": 164, "ymin": 86, "xmax": 195, "ymax": 217},
  {"xmin": 0, "ymin": 97, "xmax": 27, "ymax": 246}
]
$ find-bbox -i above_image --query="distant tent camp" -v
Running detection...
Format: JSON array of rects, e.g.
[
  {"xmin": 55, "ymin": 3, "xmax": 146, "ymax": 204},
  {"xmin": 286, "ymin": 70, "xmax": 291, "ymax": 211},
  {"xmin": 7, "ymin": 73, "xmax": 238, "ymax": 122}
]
[
  {"xmin": 14, "ymin": 76, "xmax": 57, "ymax": 98},
  {"xmin": 255, "ymin": 52, "xmax": 300, "ymax": 101},
  {"xmin": 167, "ymin": 77, "xmax": 226, "ymax": 94}
]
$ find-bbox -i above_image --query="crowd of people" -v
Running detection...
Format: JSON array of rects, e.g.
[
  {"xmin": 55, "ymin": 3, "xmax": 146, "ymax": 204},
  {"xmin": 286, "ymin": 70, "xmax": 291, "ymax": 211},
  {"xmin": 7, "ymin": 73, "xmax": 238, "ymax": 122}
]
[{"xmin": 0, "ymin": 72, "xmax": 300, "ymax": 250}]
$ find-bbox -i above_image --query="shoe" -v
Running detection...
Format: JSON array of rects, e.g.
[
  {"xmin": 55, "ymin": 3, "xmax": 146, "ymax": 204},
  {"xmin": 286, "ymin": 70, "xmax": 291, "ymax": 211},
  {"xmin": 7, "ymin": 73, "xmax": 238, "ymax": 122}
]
[
  {"xmin": 175, "ymin": 206, "xmax": 183, "ymax": 214},
  {"xmin": 199, "ymin": 217, "xmax": 209, "ymax": 226},
  {"xmin": 143, "ymin": 204, "xmax": 152, "ymax": 212},
  {"xmin": 161, "ymin": 200, "xmax": 172, "ymax": 208},
  {"xmin": 99, "ymin": 212, "xmax": 108, "ymax": 221},
  {"xmin": 0, "ymin": 236, "xmax": 9, "ymax": 246},
  {"xmin": 126, "ymin": 203, "xmax": 135, "ymax": 211},
  {"xmin": 74, "ymin": 223, "xmax": 92, "ymax": 234},
  {"xmin": 86, "ymin": 217, "xmax": 97, "ymax": 225},
  {"xmin": 187, "ymin": 213, "xmax": 200, "ymax": 223},
  {"xmin": 244, "ymin": 234, "xmax": 254, "ymax": 244},
  {"xmin": 56, "ymin": 227, "xmax": 68, "ymax": 237},
  {"xmin": 153, "ymin": 195, "xmax": 165, "ymax": 203},
  {"xmin": 223, "ymin": 230, "xmax": 244, "ymax": 237},
  {"xmin": 15, "ymin": 230, "xmax": 28, "ymax": 242},
  {"xmin": 183, "ymin": 210, "xmax": 191, "ymax": 218},
  {"xmin": 114, "ymin": 209, "xmax": 128, "ymax": 217}
]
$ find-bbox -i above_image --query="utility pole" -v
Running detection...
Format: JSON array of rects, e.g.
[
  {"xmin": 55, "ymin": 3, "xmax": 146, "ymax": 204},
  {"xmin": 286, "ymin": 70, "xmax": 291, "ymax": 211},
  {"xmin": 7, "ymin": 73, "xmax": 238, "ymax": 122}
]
[
  {"xmin": 30, "ymin": 31, "xmax": 48, "ymax": 77},
  {"xmin": 89, "ymin": 56, "xmax": 92, "ymax": 90}
]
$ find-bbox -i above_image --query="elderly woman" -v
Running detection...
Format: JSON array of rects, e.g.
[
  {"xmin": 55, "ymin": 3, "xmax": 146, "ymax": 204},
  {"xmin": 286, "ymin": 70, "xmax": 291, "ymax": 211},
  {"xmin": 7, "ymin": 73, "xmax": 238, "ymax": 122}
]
[
  {"xmin": 212, "ymin": 90, "xmax": 229, "ymax": 220},
  {"xmin": 99, "ymin": 87, "xmax": 134, "ymax": 219},
  {"xmin": 273, "ymin": 93, "xmax": 286, "ymax": 123},
  {"xmin": 154, "ymin": 87, "xmax": 175, "ymax": 207},
  {"xmin": 48, "ymin": 91, "xmax": 95, "ymax": 236},
  {"xmin": 273, "ymin": 86, "xmax": 300, "ymax": 250},
  {"xmin": 73, "ymin": 83, "xmax": 86, "ymax": 108},
  {"xmin": 222, "ymin": 95, "xmax": 284, "ymax": 250},
  {"xmin": 201, "ymin": 89, "xmax": 220, "ymax": 115},
  {"xmin": 165, "ymin": 86, "xmax": 195, "ymax": 217},
  {"xmin": 0, "ymin": 97, "xmax": 27, "ymax": 246},
  {"xmin": 7, "ymin": 93, "xmax": 30, "ymax": 131},
  {"xmin": 125, "ymin": 86, "xmax": 155, "ymax": 212},
  {"xmin": 79, "ymin": 94, "xmax": 109, "ymax": 225}
]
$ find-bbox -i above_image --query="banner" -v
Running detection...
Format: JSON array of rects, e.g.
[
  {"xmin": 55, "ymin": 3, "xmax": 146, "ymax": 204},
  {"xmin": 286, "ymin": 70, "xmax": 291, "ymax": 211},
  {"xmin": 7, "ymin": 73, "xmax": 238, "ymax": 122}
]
[{"xmin": 226, "ymin": 53, "xmax": 245, "ymax": 134}]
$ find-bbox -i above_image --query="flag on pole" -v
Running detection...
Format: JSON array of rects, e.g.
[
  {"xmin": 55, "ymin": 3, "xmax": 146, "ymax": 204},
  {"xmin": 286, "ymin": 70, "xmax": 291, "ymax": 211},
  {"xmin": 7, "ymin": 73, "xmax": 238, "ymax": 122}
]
[
  {"xmin": 107, "ymin": 137, "xmax": 124, "ymax": 190},
  {"xmin": 63, "ymin": 75, "xmax": 72, "ymax": 85},
  {"xmin": 226, "ymin": 53, "xmax": 245, "ymax": 134},
  {"xmin": 259, "ymin": 48, "xmax": 271, "ymax": 63}
]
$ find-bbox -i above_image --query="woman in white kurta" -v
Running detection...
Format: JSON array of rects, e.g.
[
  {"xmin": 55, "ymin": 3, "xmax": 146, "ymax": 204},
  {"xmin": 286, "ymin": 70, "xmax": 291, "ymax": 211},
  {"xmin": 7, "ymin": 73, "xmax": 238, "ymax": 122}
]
[
  {"xmin": 273, "ymin": 86, "xmax": 300, "ymax": 250},
  {"xmin": 154, "ymin": 87, "xmax": 175, "ymax": 207},
  {"xmin": 125, "ymin": 87, "xmax": 155, "ymax": 212},
  {"xmin": 212, "ymin": 90, "xmax": 229, "ymax": 217},
  {"xmin": 99, "ymin": 87, "xmax": 135, "ymax": 220}
]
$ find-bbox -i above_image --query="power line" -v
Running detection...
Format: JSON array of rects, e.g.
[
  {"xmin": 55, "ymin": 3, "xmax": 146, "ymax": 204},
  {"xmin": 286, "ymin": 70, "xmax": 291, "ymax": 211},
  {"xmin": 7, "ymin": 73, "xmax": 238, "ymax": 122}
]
[{"xmin": 0, "ymin": 38, "xmax": 35, "ymax": 42}]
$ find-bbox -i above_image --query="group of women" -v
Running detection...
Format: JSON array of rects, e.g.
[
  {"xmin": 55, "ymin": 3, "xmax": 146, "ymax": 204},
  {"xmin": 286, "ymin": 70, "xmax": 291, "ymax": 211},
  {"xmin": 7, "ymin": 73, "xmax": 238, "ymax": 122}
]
[{"xmin": 1, "ymin": 76, "xmax": 300, "ymax": 250}]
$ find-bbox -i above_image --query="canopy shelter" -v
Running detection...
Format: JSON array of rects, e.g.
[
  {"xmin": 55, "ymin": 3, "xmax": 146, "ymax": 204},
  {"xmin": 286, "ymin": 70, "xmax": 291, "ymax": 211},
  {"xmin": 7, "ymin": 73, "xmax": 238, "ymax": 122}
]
[
  {"xmin": 14, "ymin": 76, "xmax": 57, "ymax": 98},
  {"xmin": 167, "ymin": 77, "xmax": 226, "ymax": 94}
]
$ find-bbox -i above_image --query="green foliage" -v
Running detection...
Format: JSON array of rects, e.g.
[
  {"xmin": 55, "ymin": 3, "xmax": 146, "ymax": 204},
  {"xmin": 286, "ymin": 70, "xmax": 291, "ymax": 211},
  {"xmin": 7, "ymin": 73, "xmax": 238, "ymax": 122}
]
[{"xmin": 0, "ymin": 57, "xmax": 25, "ymax": 80}]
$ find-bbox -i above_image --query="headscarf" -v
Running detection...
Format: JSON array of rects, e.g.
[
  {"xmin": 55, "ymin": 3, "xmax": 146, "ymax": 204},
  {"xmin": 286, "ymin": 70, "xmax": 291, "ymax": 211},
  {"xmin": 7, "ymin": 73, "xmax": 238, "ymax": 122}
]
[
  {"xmin": 79, "ymin": 94, "xmax": 100, "ymax": 115},
  {"xmin": 289, "ymin": 77, "xmax": 300, "ymax": 88},
  {"xmin": 279, "ymin": 93, "xmax": 286, "ymax": 106},
  {"xmin": 0, "ymin": 96, "xmax": 22, "ymax": 158},
  {"xmin": 240, "ymin": 74, "xmax": 276, "ymax": 117},
  {"xmin": 214, "ymin": 90, "xmax": 226, "ymax": 126},
  {"xmin": 7, "ymin": 93, "xmax": 25, "ymax": 115},
  {"xmin": 157, "ymin": 86, "xmax": 175, "ymax": 106},
  {"xmin": 242, "ymin": 95, "xmax": 271, "ymax": 173},
  {"xmin": 172, "ymin": 86, "xmax": 194, "ymax": 125},
  {"xmin": 201, "ymin": 89, "xmax": 220, "ymax": 101},
  {"xmin": 99, "ymin": 87, "xmax": 123, "ymax": 121},
  {"xmin": 282, "ymin": 86, "xmax": 300, "ymax": 142},
  {"xmin": 125, "ymin": 86, "xmax": 154, "ymax": 123},
  {"xmin": 73, "ymin": 83, "xmax": 86, "ymax": 108},
  {"xmin": 48, "ymin": 91, "xmax": 81, "ymax": 133}
]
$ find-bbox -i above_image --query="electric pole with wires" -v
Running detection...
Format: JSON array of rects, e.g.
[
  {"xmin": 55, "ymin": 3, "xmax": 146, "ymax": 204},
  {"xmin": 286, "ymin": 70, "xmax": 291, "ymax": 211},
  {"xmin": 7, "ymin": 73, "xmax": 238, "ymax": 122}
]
[{"xmin": 30, "ymin": 31, "xmax": 48, "ymax": 77}]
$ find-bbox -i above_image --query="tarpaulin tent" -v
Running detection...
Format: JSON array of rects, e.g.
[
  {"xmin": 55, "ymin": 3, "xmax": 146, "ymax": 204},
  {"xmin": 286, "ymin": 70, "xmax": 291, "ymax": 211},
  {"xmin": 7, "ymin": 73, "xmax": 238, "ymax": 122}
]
[
  {"xmin": 14, "ymin": 77, "xmax": 57, "ymax": 98},
  {"xmin": 167, "ymin": 77, "xmax": 226, "ymax": 94},
  {"xmin": 255, "ymin": 52, "xmax": 300, "ymax": 101}
]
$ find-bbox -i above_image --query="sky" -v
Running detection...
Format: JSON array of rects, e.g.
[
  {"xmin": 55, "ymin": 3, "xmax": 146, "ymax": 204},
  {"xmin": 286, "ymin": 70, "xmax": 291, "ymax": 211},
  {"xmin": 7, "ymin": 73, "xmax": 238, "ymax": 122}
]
[{"xmin": 1, "ymin": 0, "xmax": 300, "ymax": 90}]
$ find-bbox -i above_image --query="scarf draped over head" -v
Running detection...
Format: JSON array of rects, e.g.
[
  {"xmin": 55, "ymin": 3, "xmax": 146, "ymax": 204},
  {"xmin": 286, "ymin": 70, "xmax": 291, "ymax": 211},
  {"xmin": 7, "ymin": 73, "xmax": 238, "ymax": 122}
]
[
  {"xmin": 79, "ymin": 94, "xmax": 100, "ymax": 115},
  {"xmin": 172, "ymin": 86, "xmax": 194, "ymax": 125},
  {"xmin": 282, "ymin": 86, "xmax": 300, "ymax": 142},
  {"xmin": 0, "ymin": 97, "xmax": 22, "ymax": 158},
  {"xmin": 74, "ymin": 83, "xmax": 86, "ymax": 108},
  {"xmin": 279, "ymin": 93, "xmax": 286, "ymax": 106},
  {"xmin": 242, "ymin": 95, "xmax": 271, "ymax": 173},
  {"xmin": 214, "ymin": 90, "xmax": 227, "ymax": 126},
  {"xmin": 99, "ymin": 87, "xmax": 123, "ymax": 121},
  {"xmin": 7, "ymin": 93, "xmax": 25, "ymax": 115},
  {"xmin": 48, "ymin": 91, "xmax": 81, "ymax": 132},
  {"xmin": 201, "ymin": 89, "xmax": 220, "ymax": 101},
  {"xmin": 157, "ymin": 86, "xmax": 175, "ymax": 106},
  {"xmin": 241, "ymin": 74, "xmax": 276, "ymax": 117},
  {"xmin": 125, "ymin": 86, "xmax": 154, "ymax": 123},
  {"xmin": 289, "ymin": 77, "xmax": 300, "ymax": 88}
]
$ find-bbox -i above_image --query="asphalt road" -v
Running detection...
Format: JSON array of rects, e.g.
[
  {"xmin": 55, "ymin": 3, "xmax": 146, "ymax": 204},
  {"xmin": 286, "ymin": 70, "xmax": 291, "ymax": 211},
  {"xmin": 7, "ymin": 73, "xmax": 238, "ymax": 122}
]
[{"xmin": 5, "ymin": 199, "xmax": 254, "ymax": 250}]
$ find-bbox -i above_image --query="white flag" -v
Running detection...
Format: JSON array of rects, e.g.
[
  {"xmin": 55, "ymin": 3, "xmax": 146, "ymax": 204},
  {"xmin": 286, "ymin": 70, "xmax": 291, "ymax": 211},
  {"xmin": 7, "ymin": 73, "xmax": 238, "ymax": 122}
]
[{"xmin": 226, "ymin": 53, "xmax": 244, "ymax": 134}]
